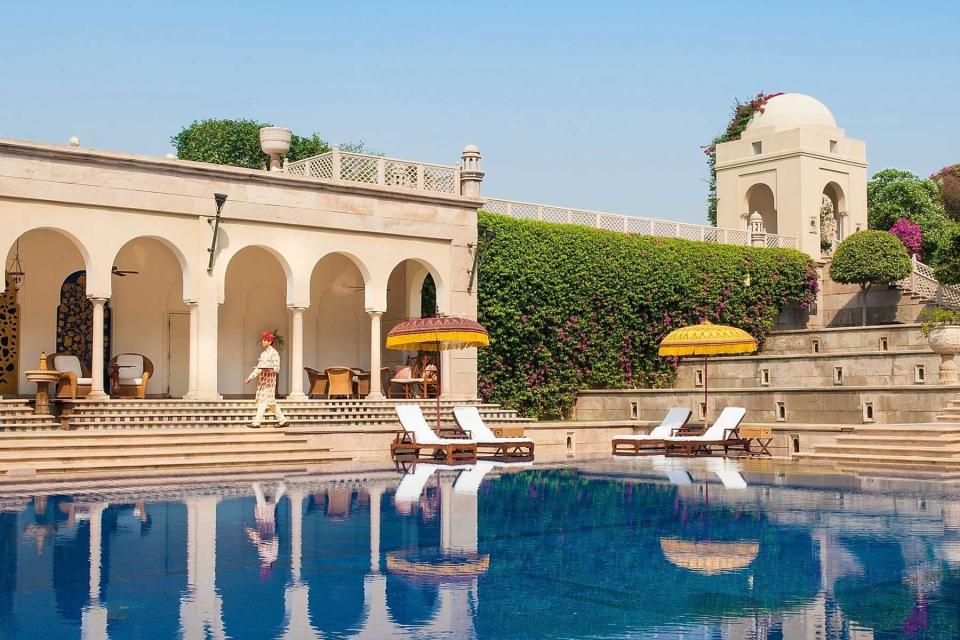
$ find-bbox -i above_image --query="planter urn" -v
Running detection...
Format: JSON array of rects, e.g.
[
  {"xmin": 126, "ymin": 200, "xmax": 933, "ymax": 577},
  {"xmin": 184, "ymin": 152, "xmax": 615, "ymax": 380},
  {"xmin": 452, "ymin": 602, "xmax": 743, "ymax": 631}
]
[
  {"xmin": 927, "ymin": 325, "xmax": 960, "ymax": 384},
  {"xmin": 259, "ymin": 127, "xmax": 292, "ymax": 172}
]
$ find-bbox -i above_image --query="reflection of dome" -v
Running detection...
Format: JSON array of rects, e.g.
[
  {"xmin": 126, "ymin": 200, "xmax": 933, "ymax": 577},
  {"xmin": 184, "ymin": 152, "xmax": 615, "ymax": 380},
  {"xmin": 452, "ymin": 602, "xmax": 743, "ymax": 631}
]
[
  {"xmin": 745, "ymin": 93, "xmax": 837, "ymax": 131},
  {"xmin": 660, "ymin": 537, "xmax": 759, "ymax": 575},
  {"xmin": 386, "ymin": 549, "xmax": 489, "ymax": 582}
]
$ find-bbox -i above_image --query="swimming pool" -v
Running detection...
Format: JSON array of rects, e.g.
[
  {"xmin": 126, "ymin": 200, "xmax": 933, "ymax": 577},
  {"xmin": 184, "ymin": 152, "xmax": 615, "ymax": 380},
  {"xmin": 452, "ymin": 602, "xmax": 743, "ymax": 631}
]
[{"xmin": 1, "ymin": 458, "xmax": 958, "ymax": 639}]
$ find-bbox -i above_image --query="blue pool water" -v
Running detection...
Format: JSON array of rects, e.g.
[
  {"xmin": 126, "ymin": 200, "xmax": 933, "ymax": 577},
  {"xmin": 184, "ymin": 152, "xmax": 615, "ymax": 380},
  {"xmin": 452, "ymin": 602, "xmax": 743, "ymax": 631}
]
[{"xmin": 1, "ymin": 458, "xmax": 959, "ymax": 639}]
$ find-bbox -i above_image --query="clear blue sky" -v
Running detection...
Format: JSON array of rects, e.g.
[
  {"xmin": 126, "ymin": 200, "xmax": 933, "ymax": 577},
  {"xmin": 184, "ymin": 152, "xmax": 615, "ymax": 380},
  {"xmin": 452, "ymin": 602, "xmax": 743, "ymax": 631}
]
[{"xmin": 2, "ymin": 1, "xmax": 957, "ymax": 224}]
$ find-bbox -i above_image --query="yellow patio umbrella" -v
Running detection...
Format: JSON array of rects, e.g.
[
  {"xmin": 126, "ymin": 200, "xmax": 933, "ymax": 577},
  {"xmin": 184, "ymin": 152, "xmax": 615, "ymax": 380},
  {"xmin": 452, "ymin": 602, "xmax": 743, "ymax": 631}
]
[
  {"xmin": 658, "ymin": 321, "xmax": 757, "ymax": 424},
  {"xmin": 385, "ymin": 316, "xmax": 490, "ymax": 428}
]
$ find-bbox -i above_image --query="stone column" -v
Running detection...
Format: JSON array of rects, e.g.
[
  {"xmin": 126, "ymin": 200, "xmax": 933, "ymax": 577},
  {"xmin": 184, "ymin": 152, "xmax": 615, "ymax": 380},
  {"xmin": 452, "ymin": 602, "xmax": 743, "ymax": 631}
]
[
  {"xmin": 88, "ymin": 298, "xmax": 109, "ymax": 400},
  {"xmin": 440, "ymin": 351, "xmax": 452, "ymax": 399},
  {"xmin": 366, "ymin": 310, "xmax": 385, "ymax": 400},
  {"xmin": 287, "ymin": 307, "xmax": 307, "ymax": 401},
  {"xmin": 196, "ymin": 296, "xmax": 221, "ymax": 400},
  {"xmin": 185, "ymin": 301, "xmax": 200, "ymax": 399}
]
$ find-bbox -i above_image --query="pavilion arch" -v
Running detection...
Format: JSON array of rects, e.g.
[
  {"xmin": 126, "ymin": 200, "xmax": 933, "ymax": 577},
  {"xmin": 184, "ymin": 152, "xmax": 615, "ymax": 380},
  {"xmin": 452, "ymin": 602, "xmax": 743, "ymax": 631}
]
[
  {"xmin": 216, "ymin": 243, "xmax": 296, "ymax": 307},
  {"xmin": 2, "ymin": 226, "xmax": 95, "ymax": 296},
  {"xmin": 108, "ymin": 235, "xmax": 193, "ymax": 302},
  {"xmin": 109, "ymin": 236, "xmax": 192, "ymax": 397},
  {"xmin": 743, "ymin": 182, "xmax": 778, "ymax": 234},
  {"xmin": 822, "ymin": 181, "xmax": 847, "ymax": 216},
  {"xmin": 219, "ymin": 246, "xmax": 291, "ymax": 396},
  {"xmin": 303, "ymin": 252, "xmax": 372, "ymax": 378},
  {"xmin": 383, "ymin": 257, "xmax": 448, "ymax": 316}
]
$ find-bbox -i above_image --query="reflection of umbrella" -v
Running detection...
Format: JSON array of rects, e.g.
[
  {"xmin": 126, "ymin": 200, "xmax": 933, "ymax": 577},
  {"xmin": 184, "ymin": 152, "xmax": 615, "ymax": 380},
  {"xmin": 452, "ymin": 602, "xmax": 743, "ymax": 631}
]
[
  {"xmin": 658, "ymin": 321, "xmax": 757, "ymax": 425},
  {"xmin": 660, "ymin": 537, "xmax": 760, "ymax": 575},
  {"xmin": 385, "ymin": 316, "xmax": 490, "ymax": 428}
]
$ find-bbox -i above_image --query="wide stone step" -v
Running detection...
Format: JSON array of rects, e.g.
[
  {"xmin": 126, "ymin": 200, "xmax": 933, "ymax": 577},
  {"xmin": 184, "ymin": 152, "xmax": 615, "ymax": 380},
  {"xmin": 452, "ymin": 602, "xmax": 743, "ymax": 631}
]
[
  {"xmin": 793, "ymin": 451, "xmax": 960, "ymax": 467},
  {"xmin": 842, "ymin": 425, "xmax": 960, "ymax": 436},
  {"xmin": 0, "ymin": 440, "xmax": 327, "ymax": 462},
  {"xmin": 0, "ymin": 432, "xmax": 304, "ymax": 449},
  {"xmin": 1, "ymin": 451, "xmax": 351, "ymax": 475},
  {"xmin": 833, "ymin": 436, "xmax": 960, "ymax": 448},
  {"xmin": 812, "ymin": 444, "xmax": 960, "ymax": 458}
]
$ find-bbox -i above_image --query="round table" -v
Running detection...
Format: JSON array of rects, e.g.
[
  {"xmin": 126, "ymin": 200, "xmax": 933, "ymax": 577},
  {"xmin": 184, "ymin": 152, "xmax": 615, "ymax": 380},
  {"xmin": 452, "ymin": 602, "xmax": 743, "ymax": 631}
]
[{"xmin": 24, "ymin": 369, "xmax": 61, "ymax": 416}]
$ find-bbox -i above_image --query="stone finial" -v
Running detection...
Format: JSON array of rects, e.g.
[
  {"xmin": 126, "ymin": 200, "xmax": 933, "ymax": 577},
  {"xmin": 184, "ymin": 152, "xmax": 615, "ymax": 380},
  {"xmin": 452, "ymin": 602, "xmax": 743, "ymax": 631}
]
[
  {"xmin": 164, "ymin": 153, "xmax": 176, "ymax": 160},
  {"xmin": 749, "ymin": 211, "xmax": 767, "ymax": 247},
  {"xmin": 259, "ymin": 127, "xmax": 292, "ymax": 172},
  {"xmin": 68, "ymin": 136, "xmax": 80, "ymax": 147},
  {"xmin": 459, "ymin": 144, "xmax": 484, "ymax": 198}
]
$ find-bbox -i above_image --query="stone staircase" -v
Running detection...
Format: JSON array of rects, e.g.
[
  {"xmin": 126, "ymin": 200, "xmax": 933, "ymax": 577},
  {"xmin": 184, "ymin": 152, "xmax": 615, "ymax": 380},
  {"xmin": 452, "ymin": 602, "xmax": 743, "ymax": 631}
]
[
  {"xmin": 0, "ymin": 399, "xmax": 61, "ymax": 430},
  {"xmin": 793, "ymin": 423, "xmax": 960, "ymax": 478},
  {"xmin": 936, "ymin": 396, "xmax": 960, "ymax": 422},
  {"xmin": 0, "ymin": 427, "xmax": 349, "ymax": 476}
]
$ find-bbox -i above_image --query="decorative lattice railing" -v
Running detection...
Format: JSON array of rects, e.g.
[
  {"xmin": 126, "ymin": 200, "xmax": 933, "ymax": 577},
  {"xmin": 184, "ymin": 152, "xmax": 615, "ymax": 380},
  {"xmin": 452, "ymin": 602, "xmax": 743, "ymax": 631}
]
[
  {"xmin": 482, "ymin": 198, "xmax": 798, "ymax": 249},
  {"xmin": 285, "ymin": 149, "xmax": 460, "ymax": 195},
  {"xmin": 897, "ymin": 255, "xmax": 960, "ymax": 309}
]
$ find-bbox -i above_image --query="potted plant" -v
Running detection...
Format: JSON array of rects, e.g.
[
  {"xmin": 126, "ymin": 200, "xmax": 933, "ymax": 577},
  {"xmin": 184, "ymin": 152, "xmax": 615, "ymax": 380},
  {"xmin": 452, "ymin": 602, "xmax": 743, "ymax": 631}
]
[{"xmin": 919, "ymin": 308, "xmax": 960, "ymax": 383}]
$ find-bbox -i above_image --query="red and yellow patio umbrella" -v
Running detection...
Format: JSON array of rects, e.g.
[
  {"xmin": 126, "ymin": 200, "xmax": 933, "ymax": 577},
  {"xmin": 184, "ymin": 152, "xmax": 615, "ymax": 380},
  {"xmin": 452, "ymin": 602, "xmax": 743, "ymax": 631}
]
[
  {"xmin": 386, "ymin": 316, "xmax": 490, "ymax": 427},
  {"xmin": 658, "ymin": 321, "xmax": 757, "ymax": 424}
]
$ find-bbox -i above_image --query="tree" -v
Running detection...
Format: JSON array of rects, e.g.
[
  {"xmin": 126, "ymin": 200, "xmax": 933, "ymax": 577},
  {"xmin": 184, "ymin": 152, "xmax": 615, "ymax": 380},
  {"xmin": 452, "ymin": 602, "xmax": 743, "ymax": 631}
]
[
  {"xmin": 931, "ymin": 164, "xmax": 960, "ymax": 221},
  {"xmin": 829, "ymin": 230, "xmax": 912, "ymax": 326},
  {"xmin": 867, "ymin": 168, "xmax": 947, "ymax": 258},
  {"xmin": 933, "ymin": 224, "xmax": 960, "ymax": 285},
  {"xmin": 171, "ymin": 118, "xmax": 367, "ymax": 169}
]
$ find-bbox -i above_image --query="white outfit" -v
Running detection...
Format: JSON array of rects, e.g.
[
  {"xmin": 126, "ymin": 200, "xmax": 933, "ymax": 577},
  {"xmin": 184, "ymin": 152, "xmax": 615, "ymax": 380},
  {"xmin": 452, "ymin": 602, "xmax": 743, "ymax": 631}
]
[{"xmin": 247, "ymin": 345, "xmax": 287, "ymax": 426}]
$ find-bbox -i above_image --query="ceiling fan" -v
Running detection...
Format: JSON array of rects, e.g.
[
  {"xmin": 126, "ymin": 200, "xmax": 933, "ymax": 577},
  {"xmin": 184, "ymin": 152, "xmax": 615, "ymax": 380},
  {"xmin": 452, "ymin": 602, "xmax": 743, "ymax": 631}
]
[{"xmin": 111, "ymin": 266, "xmax": 140, "ymax": 277}]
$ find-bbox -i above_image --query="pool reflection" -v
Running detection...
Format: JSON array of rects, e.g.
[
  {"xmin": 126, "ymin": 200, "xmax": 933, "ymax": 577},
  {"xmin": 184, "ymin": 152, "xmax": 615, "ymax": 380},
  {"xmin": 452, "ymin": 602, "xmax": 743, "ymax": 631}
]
[{"xmin": 0, "ymin": 459, "xmax": 959, "ymax": 639}]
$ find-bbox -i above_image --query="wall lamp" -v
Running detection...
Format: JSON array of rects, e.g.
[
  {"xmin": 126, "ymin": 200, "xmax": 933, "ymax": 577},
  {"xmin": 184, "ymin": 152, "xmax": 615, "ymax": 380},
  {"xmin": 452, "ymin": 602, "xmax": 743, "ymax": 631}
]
[
  {"xmin": 207, "ymin": 193, "xmax": 228, "ymax": 273},
  {"xmin": 467, "ymin": 222, "xmax": 497, "ymax": 293}
]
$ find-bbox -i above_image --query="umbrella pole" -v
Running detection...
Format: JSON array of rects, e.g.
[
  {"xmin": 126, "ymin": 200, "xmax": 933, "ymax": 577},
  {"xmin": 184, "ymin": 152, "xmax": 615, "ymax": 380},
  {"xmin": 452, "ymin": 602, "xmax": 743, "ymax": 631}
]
[
  {"xmin": 703, "ymin": 355, "xmax": 708, "ymax": 427},
  {"xmin": 436, "ymin": 341, "xmax": 442, "ymax": 430}
]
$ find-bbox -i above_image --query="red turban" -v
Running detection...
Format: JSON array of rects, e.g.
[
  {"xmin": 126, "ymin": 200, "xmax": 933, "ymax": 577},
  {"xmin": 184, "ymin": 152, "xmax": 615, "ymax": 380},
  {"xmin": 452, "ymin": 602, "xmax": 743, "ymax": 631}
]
[{"xmin": 260, "ymin": 331, "xmax": 276, "ymax": 344}]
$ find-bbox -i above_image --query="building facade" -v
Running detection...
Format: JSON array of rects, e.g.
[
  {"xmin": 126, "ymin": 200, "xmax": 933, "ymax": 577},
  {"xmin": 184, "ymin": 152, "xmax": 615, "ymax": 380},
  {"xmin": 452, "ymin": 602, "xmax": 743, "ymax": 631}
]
[{"xmin": 1, "ymin": 137, "xmax": 484, "ymax": 400}]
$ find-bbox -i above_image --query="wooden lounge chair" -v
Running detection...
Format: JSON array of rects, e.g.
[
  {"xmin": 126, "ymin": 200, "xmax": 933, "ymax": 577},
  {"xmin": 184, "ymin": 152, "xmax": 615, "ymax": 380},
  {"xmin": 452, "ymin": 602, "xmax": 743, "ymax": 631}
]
[
  {"xmin": 108, "ymin": 353, "xmax": 153, "ymax": 399},
  {"xmin": 452, "ymin": 405, "xmax": 534, "ymax": 459},
  {"xmin": 48, "ymin": 352, "xmax": 92, "ymax": 399},
  {"xmin": 391, "ymin": 404, "xmax": 477, "ymax": 464},
  {"xmin": 611, "ymin": 407, "xmax": 692, "ymax": 455},
  {"xmin": 664, "ymin": 407, "xmax": 747, "ymax": 457},
  {"xmin": 305, "ymin": 367, "xmax": 328, "ymax": 398},
  {"xmin": 324, "ymin": 366, "xmax": 354, "ymax": 399}
]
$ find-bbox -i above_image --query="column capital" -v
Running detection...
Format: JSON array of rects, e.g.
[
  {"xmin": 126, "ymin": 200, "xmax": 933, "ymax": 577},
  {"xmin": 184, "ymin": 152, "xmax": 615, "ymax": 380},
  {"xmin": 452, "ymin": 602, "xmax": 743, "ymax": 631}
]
[
  {"xmin": 287, "ymin": 305, "xmax": 307, "ymax": 313},
  {"xmin": 86, "ymin": 295, "xmax": 109, "ymax": 304},
  {"xmin": 184, "ymin": 299, "xmax": 199, "ymax": 306},
  {"xmin": 365, "ymin": 308, "xmax": 386, "ymax": 316}
]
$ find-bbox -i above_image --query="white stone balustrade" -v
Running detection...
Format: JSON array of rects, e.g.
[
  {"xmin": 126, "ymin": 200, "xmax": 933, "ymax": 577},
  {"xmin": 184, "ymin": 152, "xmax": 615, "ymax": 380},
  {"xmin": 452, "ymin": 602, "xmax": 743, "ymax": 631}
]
[
  {"xmin": 285, "ymin": 148, "xmax": 461, "ymax": 195},
  {"xmin": 482, "ymin": 198, "xmax": 799, "ymax": 250},
  {"xmin": 898, "ymin": 254, "xmax": 960, "ymax": 310}
]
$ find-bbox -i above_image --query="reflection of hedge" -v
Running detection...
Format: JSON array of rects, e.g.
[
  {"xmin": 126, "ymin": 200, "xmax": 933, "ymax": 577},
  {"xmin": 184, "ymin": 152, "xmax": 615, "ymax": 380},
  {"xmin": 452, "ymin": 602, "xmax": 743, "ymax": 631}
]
[
  {"xmin": 475, "ymin": 470, "xmax": 819, "ymax": 638},
  {"xmin": 476, "ymin": 213, "xmax": 819, "ymax": 418}
]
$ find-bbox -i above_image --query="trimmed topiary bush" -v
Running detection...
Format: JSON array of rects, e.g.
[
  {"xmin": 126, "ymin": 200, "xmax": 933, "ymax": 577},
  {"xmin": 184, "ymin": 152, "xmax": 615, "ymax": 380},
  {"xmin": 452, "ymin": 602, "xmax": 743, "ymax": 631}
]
[
  {"xmin": 476, "ymin": 212, "xmax": 819, "ymax": 418},
  {"xmin": 829, "ymin": 230, "xmax": 912, "ymax": 327}
]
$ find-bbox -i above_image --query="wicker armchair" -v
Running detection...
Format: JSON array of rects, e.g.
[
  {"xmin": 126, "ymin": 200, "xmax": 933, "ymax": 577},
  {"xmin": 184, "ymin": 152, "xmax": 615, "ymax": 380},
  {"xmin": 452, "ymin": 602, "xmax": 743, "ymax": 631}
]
[
  {"xmin": 353, "ymin": 369, "xmax": 371, "ymax": 398},
  {"xmin": 107, "ymin": 353, "xmax": 153, "ymax": 399},
  {"xmin": 305, "ymin": 367, "xmax": 328, "ymax": 398},
  {"xmin": 48, "ymin": 352, "xmax": 92, "ymax": 399},
  {"xmin": 324, "ymin": 366, "xmax": 354, "ymax": 399}
]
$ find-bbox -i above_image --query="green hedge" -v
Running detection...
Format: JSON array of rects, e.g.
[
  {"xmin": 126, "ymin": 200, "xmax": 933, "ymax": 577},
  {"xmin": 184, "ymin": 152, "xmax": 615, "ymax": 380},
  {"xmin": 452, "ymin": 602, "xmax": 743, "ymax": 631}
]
[{"xmin": 476, "ymin": 212, "xmax": 818, "ymax": 419}]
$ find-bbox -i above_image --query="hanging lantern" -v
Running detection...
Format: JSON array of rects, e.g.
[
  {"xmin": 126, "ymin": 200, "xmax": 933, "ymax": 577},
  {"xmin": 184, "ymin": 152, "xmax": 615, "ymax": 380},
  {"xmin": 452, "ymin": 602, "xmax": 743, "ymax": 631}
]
[{"xmin": 7, "ymin": 239, "xmax": 24, "ymax": 291}]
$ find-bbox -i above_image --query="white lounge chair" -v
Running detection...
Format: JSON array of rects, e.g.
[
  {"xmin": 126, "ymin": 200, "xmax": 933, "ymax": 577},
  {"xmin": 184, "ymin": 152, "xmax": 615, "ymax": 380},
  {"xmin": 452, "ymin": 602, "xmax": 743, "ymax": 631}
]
[
  {"xmin": 391, "ymin": 405, "xmax": 477, "ymax": 464},
  {"xmin": 664, "ymin": 407, "xmax": 747, "ymax": 456},
  {"xmin": 452, "ymin": 406, "xmax": 534, "ymax": 458},
  {"xmin": 611, "ymin": 407, "xmax": 693, "ymax": 455},
  {"xmin": 705, "ymin": 457, "xmax": 748, "ymax": 490}
]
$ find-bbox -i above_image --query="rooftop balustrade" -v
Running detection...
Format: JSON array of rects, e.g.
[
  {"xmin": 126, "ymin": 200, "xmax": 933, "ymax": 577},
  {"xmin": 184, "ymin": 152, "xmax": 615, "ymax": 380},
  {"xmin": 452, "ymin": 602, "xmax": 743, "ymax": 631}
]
[{"xmin": 284, "ymin": 148, "xmax": 460, "ymax": 195}]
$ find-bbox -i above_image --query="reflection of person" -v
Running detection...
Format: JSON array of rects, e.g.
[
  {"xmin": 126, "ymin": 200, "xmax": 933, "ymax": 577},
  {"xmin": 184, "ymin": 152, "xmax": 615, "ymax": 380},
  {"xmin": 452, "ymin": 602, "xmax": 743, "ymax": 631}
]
[
  {"xmin": 245, "ymin": 482, "xmax": 286, "ymax": 580},
  {"xmin": 244, "ymin": 332, "xmax": 288, "ymax": 428}
]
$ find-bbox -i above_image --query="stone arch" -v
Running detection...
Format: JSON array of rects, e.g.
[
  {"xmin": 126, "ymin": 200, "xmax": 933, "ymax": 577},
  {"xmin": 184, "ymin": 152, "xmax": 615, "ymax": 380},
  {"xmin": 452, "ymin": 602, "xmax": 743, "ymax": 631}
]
[
  {"xmin": 216, "ymin": 243, "xmax": 296, "ymax": 306},
  {"xmin": 2, "ymin": 227, "xmax": 94, "ymax": 296},
  {"xmin": 822, "ymin": 181, "xmax": 846, "ymax": 214},
  {"xmin": 109, "ymin": 235, "xmax": 192, "ymax": 302},
  {"xmin": 384, "ymin": 257, "xmax": 448, "ymax": 316},
  {"xmin": 821, "ymin": 181, "xmax": 847, "ymax": 250},
  {"xmin": 744, "ymin": 183, "xmax": 777, "ymax": 234},
  {"xmin": 219, "ymin": 246, "xmax": 290, "ymax": 396},
  {"xmin": 304, "ymin": 253, "xmax": 371, "ymax": 375}
]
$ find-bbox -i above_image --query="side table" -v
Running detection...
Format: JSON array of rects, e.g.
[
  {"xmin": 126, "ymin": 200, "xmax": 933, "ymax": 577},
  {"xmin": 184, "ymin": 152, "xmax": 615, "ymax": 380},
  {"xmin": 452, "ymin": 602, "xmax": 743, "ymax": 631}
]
[{"xmin": 24, "ymin": 369, "xmax": 61, "ymax": 416}]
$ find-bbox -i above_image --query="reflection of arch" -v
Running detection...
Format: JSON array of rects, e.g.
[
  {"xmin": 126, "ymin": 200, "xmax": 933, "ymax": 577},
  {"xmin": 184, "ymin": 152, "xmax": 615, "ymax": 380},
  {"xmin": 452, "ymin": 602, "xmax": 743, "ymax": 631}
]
[
  {"xmin": 744, "ymin": 183, "xmax": 777, "ymax": 234},
  {"xmin": 57, "ymin": 271, "xmax": 111, "ymax": 380},
  {"xmin": 110, "ymin": 235, "xmax": 191, "ymax": 301},
  {"xmin": 385, "ymin": 575, "xmax": 440, "ymax": 627},
  {"xmin": 660, "ymin": 538, "xmax": 759, "ymax": 575}
]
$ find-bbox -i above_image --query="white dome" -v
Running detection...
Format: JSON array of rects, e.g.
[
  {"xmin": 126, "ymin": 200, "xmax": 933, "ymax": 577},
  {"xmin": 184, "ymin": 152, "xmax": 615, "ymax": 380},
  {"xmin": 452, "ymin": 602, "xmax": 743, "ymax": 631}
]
[{"xmin": 745, "ymin": 93, "xmax": 837, "ymax": 131}]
